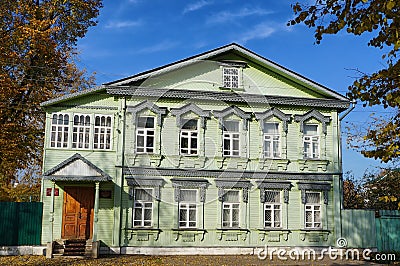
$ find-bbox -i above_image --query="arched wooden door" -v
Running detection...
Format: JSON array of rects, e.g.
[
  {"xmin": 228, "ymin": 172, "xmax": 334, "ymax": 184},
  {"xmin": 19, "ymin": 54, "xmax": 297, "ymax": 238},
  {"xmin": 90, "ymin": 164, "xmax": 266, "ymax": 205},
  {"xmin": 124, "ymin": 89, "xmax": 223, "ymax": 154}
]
[{"xmin": 61, "ymin": 186, "xmax": 94, "ymax": 239}]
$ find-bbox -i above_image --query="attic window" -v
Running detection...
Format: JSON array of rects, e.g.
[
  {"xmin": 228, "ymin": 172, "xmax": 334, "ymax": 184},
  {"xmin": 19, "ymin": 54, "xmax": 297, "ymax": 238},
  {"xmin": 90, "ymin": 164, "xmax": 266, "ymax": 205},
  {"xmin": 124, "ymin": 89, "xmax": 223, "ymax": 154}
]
[
  {"xmin": 220, "ymin": 61, "xmax": 247, "ymax": 89},
  {"xmin": 223, "ymin": 67, "xmax": 239, "ymax": 89}
]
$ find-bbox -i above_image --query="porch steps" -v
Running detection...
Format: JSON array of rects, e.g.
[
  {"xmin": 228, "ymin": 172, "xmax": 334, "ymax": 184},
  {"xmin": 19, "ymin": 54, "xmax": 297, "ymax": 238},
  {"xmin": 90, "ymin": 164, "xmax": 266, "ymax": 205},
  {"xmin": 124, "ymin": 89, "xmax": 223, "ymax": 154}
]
[{"xmin": 51, "ymin": 239, "xmax": 96, "ymax": 257}]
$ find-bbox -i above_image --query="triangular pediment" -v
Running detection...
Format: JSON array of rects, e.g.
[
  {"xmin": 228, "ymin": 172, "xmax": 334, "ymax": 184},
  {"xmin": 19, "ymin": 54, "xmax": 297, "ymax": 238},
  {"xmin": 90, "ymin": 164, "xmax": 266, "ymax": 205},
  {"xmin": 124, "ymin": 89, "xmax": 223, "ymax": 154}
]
[{"xmin": 43, "ymin": 153, "xmax": 112, "ymax": 182}]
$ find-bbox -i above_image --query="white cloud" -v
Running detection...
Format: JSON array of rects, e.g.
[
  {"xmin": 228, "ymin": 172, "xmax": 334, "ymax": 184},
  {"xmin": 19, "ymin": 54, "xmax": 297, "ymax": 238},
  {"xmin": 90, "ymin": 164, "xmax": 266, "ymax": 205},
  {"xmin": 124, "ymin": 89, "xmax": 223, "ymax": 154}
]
[
  {"xmin": 136, "ymin": 40, "xmax": 179, "ymax": 54},
  {"xmin": 183, "ymin": 0, "xmax": 213, "ymax": 14},
  {"xmin": 104, "ymin": 20, "xmax": 142, "ymax": 29},
  {"xmin": 207, "ymin": 7, "xmax": 272, "ymax": 24},
  {"xmin": 237, "ymin": 23, "xmax": 277, "ymax": 43}
]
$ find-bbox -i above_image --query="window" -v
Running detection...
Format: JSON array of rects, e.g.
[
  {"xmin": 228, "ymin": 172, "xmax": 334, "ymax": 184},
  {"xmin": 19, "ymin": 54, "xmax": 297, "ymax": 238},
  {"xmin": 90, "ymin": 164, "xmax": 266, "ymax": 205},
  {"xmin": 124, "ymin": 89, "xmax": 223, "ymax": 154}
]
[
  {"xmin": 223, "ymin": 67, "xmax": 239, "ymax": 89},
  {"xmin": 94, "ymin": 115, "xmax": 112, "ymax": 150},
  {"xmin": 179, "ymin": 189, "xmax": 197, "ymax": 228},
  {"xmin": 264, "ymin": 190, "xmax": 281, "ymax": 228},
  {"xmin": 136, "ymin": 116, "xmax": 155, "ymax": 153},
  {"xmin": 305, "ymin": 192, "xmax": 321, "ymax": 228},
  {"xmin": 303, "ymin": 124, "xmax": 319, "ymax": 159},
  {"xmin": 133, "ymin": 188, "xmax": 153, "ymax": 227},
  {"xmin": 222, "ymin": 190, "xmax": 240, "ymax": 228},
  {"xmin": 223, "ymin": 120, "xmax": 240, "ymax": 156},
  {"xmin": 50, "ymin": 114, "xmax": 69, "ymax": 148},
  {"xmin": 180, "ymin": 119, "xmax": 198, "ymax": 155},
  {"xmin": 72, "ymin": 114, "xmax": 91, "ymax": 149},
  {"xmin": 263, "ymin": 122, "xmax": 280, "ymax": 158}
]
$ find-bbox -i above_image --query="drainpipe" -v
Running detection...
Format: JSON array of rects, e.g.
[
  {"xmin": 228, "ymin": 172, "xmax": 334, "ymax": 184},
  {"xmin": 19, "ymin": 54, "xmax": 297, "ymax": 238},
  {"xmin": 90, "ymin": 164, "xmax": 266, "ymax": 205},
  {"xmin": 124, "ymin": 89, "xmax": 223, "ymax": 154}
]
[
  {"xmin": 118, "ymin": 96, "xmax": 127, "ymax": 253},
  {"xmin": 337, "ymin": 100, "xmax": 356, "ymax": 238}
]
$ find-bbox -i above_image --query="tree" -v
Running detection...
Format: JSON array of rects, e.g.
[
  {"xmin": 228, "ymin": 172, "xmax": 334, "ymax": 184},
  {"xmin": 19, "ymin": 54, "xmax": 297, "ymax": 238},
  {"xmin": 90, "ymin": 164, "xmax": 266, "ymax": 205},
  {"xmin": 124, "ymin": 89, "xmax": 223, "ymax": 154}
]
[
  {"xmin": 343, "ymin": 169, "xmax": 400, "ymax": 210},
  {"xmin": 288, "ymin": 0, "xmax": 400, "ymax": 163},
  {"xmin": 0, "ymin": 0, "xmax": 102, "ymax": 201}
]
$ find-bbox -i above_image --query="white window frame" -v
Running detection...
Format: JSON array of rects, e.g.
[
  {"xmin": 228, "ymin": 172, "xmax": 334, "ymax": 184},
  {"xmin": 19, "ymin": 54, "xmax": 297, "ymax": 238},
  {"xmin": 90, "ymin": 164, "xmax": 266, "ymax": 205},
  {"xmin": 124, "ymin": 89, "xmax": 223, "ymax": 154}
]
[
  {"xmin": 136, "ymin": 116, "xmax": 155, "ymax": 153},
  {"xmin": 72, "ymin": 114, "xmax": 91, "ymax": 149},
  {"xmin": 94, "ymin": 114, "xmax": 112, "ymax": 150},
  {"xmin": 223, "ymin": 120, "xmax": 240, "ymax": 157},
  {"xmin": 264, "ymin": 190, "xmax": 282, "ymax": 228},
  {"xmin": 303, "ymin": 124, "xmax": 320, "ymax": 159},
  {"xmin": 305, "ymin": 192, "xmax": 322, "ymax": 229},
  {"xmin": 180, "ymin": 119, "xmax": 198, "ymax": 156},
  {"xmin": 223, "ymin": 67, "xmax": 240, "ymax": 89},
  {"xmin": 263, "ymin": 122, "xmax": 281, "ymax": 158},
  {"xmin": 50, "ymin": 113, "xmax": 70, "ymax": 148},
  {"xmin": 133, "ymin": 188, "xmax": 153, "ymax": 227},
  {"xmin": 178, "ymin": 189, "xmax": 197, "ymax": 228},
  {"xmin": 222, "ymin": 190, "xmax": 240, "ymax": 228}
]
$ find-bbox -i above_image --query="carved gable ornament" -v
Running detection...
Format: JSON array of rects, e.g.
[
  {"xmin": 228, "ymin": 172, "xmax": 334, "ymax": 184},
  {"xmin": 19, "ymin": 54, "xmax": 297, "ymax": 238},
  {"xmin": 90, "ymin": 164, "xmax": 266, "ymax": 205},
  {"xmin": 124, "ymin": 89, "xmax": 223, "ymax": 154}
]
[
  {"xmin": 42, "ymin": 153, "xmax": 112, "ymax": 182},
  {"xmin": 213, "ymin": 106, "xmax": 251, "ymax": 131},
  {"xmin": 170, "ymin": 103, "xmax": 211, "ymax": 128},
  {"xmin": 127, "ymin": 100, "xmax": 167, "ymax": 126},
  {"xmin": 294, "ymin": 109, "xmax": 331, "ymax": 134},
  {"xmin": 254, "ymin": 108, "xmax": 292, "ymax": 133}
]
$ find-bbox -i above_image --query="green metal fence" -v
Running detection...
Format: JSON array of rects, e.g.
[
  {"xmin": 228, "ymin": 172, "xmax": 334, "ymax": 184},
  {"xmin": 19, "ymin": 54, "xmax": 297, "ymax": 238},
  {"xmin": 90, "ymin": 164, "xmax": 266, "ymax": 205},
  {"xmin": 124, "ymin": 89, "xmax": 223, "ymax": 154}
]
[
  {"xmin": 376, "ymin": 210, "xmax": 400, "ymax": 252},
  {"xmin": 0, "ymin": 202, "xmax": 43, "ymax": 246}
]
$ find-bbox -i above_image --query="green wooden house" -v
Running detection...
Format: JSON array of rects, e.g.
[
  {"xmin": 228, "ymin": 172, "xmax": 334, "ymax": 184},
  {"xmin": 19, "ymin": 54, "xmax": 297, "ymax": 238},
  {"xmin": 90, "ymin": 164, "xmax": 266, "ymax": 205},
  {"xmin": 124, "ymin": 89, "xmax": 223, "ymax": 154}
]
[{"xmin": 40, "ymin": 43, "xmax": 355, "ymax": 256}]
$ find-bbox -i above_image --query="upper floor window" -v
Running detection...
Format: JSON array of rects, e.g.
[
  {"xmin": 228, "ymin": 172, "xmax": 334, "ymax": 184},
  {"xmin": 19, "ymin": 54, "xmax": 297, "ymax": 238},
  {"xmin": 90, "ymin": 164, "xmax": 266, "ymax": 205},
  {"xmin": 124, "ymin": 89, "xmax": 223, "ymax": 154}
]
[
  {"xmin": 263, "ymin": 122, "xmax": 280, "ymax": 158},
  {"xmin": 305, "ymin": 192, "xmax": 321, "ymax": 228},
  {"xmin": 133, "ymin": 188, "xmax": 153, "ymax": 227},
  {"xmin": 264, "ymin": 190, "xmax": 281, "ymax": 228},
  {"xmin": 222, "ymin": 190, "xmax": 240, "ymax": 228},
  {"xmin": 223, "ymin": 67, "xmax": 239, "ymax": 89},
  {"xmin": 50, "ymin": 114, "xmax": 69, "ymax": 148},
  {"xmin": 179, "ymin": 189, "xmax": 197, "ymax": 228},
  {"xmin": 94, "ymin": 115, "xmax": 112, "ymax": 150},
  {"xmin": 223, "ymin": 120, "xmax": 240, "ymax": 157},
  {"xmin": 303, "ymin": 124, "xmax": 319, "ymax": 159},
  {"xmin": 72, "ymin": 114, "xmax": 91, "ymax": 149},
  {"xmin": 136, "ymin": 116, "xmax": 155, "ymax": 153},
  {"xmin": 180, "ymin": 119, "xmax": 198, "ymax": 156}
]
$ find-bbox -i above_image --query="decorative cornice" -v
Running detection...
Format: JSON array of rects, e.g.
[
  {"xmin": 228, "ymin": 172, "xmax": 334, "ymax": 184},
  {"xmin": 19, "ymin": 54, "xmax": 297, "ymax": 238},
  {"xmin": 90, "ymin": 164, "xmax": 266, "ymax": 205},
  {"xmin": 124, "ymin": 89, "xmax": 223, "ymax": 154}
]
[
  {"xmin": 213, "ymin": 106, "xmax": 251, "ymax": 130},
  {"xmin": 106, "ymin": 87, "xmax": 350, "ymax": 110},
  {"xmin": 294, "ymin": 109, "xmax": 331, "ymax": 134},
  {"xmin": 127, "ymin": 100, "xmax": 167, "ymax": 126},
  {"xmin": 254, "ymin": 108, "xmax": 292, "ymax": 132},
  {"xmin": 170, "ymin": 103, "xmax": 211, "ymax": 128},
  {"xmin": 43, "ymin": 153, "xmax": 112, "ymax": 182},
  {"xmin": 48, "ymin": 105, "xmax": 118, "ymax": 110},
  {"xmin": 297, "ymin": 182, "xmax": 331, "ymax": 205},
  {"xmin": 122, "ymin": 167, "xmax": 335, "ymax": 181}
]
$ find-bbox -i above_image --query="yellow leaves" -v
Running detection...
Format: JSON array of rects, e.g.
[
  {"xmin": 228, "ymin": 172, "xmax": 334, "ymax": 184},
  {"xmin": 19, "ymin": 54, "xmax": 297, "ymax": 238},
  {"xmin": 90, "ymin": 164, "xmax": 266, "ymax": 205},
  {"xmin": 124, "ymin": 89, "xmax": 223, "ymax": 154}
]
[
  {"xmin": 379, "ymin": 195, "xmax": 398, "ymax": 203},
  {"xmin": 386, "ymin": 0, "xmax": 395, "ymax": 10}
]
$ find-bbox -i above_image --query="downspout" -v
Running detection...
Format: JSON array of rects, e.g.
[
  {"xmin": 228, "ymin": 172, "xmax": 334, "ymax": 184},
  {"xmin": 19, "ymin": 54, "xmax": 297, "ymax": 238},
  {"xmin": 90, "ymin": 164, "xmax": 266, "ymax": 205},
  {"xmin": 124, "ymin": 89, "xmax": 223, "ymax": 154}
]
[
  {"xmin": 338, "ymin": 100, "xmax": 356, "ymax": 237},
  {"xmin": 118, "ymin": 96, "xmax": 127, "ymax": 253}
]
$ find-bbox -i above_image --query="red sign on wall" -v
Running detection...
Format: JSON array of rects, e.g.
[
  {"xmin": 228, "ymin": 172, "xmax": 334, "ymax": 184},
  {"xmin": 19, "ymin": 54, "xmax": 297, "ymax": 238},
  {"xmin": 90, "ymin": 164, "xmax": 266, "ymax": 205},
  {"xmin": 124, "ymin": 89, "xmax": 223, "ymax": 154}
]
[{"xmin": 46, "ymin": 188, "xmax": 59, "ymax": 196}]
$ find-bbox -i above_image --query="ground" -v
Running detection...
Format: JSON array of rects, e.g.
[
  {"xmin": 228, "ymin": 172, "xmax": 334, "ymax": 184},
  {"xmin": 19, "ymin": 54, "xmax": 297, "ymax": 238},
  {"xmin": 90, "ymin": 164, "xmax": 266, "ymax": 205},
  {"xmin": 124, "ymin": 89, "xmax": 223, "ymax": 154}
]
[{"xmin": 0, "ymin": 255, "xmax": 396, "ymax": 266}]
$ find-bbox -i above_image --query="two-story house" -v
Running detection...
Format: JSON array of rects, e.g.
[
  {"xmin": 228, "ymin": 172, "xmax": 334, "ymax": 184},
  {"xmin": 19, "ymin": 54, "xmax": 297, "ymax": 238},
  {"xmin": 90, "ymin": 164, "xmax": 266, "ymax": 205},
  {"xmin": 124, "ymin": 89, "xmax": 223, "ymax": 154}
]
[{"xmin": 40, "ymin": 43, "xmax": 352, "ymax": 256}]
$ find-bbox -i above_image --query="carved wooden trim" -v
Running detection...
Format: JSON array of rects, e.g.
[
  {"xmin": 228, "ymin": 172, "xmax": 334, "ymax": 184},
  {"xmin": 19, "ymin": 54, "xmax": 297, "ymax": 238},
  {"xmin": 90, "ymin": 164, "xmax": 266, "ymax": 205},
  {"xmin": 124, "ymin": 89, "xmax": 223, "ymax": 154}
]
[
  {"xmin": 254, "ymin": 108, "xmax": 291, "ymax": 133},
  {"xmin": 297, "ymin": 182, "xmax": 331, "ymax": 204},
  {"xmin": 215, "ymin": 179, "xmax": 252, "ymax": 203},
  {"xmin": 171, "ymin": 178, "xmax": 209, "ymax": 202},
  {"xmin": 213, "ymin": 106, "xmax": 251, "ymax": 131},
  {"xmin": 294, "ymin": 109, "xmax": 331, "ymax": 134},
  {"xmin": 170, "ymin": 103, "xmax": 211, "ymax": 129},
  {"xmin": 256, "ymin": 181, "xmax": 292, "ymax": 203},
  {"xmin": 127, "ymin": 100, "xmax": 166, "ymax": 126}
]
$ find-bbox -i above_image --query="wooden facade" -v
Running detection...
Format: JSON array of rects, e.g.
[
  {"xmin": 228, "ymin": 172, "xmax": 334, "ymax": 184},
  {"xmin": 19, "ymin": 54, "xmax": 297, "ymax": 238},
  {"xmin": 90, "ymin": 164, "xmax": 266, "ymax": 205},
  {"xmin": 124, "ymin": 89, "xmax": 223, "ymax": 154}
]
[{"xmin": 40, "ymin": 43, "xmax": 363, "ymax": 254}]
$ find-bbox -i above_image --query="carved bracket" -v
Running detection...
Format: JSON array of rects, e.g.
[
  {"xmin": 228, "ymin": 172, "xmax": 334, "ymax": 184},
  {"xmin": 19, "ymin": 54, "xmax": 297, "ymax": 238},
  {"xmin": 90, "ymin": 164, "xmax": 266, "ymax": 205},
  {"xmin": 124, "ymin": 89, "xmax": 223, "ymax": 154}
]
[
  {"xmin": 297, "ymin": 182, "xmax": 331, "ymax": 204},
  {"xmin": 294, "ymin": 109, "xmax": 330, "ymax": 134},
  {"xmin": 256, "ymin": 181, "xmax": 292, "ymax": 203},
  {"xmin": 171, "ymin": 178, "xmax": 210, "ymax": 202},
  {"xmin": 215, "ymin": 179, "xmax": 252, "ymax": 203}
]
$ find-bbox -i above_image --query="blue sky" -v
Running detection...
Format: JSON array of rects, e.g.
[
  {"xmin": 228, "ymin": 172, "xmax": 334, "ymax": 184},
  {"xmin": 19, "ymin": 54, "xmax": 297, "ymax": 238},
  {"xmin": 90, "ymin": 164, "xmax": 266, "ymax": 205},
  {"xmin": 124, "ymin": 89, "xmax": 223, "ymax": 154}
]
[{"xmin": 77, "ymin": 0, "xmax": 392, "ymax": 178}]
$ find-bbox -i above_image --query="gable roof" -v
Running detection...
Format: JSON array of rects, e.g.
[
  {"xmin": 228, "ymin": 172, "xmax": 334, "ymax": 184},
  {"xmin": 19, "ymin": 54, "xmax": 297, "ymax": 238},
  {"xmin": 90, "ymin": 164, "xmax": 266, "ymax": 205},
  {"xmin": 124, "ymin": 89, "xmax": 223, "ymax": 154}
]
[
  {"xmin": 40, "ymin": 43, "xmax": 349, "ymax": 108},
  {"xmin": 43, "ymin": 153, "xmax": 112, "ymax": 182},
  {"xmin": 104, "ymin": 43, "xmax": 348, "ymax": 101}
]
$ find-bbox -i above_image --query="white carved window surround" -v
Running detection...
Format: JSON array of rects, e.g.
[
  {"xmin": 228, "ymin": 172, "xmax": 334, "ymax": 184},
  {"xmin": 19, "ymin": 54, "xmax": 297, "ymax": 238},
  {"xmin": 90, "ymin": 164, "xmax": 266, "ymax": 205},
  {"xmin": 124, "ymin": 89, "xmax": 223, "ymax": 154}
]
[
  {"xmin": 171, "ymin": 103, "xmax": 211, "ymax": 157},
  {"xmin": 127, "ymin": 100, "xmax": 166, "ymax": 155},
  {"xmin": 294, "ymin": 109, "xmax": 330, "ymax": 160}
]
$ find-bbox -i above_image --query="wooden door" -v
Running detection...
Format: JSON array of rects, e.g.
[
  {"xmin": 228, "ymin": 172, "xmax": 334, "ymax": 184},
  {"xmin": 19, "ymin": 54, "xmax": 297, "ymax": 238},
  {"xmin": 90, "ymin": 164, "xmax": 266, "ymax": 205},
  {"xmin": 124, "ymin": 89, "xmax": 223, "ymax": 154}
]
[{"xmin": 62, "ymin": 186, "xmax": 94, "ymax": 239}]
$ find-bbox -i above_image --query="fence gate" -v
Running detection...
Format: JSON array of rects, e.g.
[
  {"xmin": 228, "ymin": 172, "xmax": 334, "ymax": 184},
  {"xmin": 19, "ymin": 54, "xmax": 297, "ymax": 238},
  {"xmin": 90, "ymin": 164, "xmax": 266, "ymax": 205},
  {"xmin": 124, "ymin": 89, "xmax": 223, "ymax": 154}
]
[{"xmin": 376, "ymin": 210, "xmax": 400, "ymax": 252}]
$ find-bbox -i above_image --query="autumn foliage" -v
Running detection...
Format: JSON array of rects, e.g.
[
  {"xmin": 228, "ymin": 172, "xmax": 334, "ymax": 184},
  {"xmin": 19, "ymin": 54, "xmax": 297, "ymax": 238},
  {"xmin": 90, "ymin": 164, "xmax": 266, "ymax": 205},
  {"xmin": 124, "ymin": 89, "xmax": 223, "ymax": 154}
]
[
  {"xmin": 0, "ymin": 0, "xmax": 102, "ymax": 201},
  {"xmin": 289, "ymin": 0, "xmax": 400, "ymax": 163}
]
